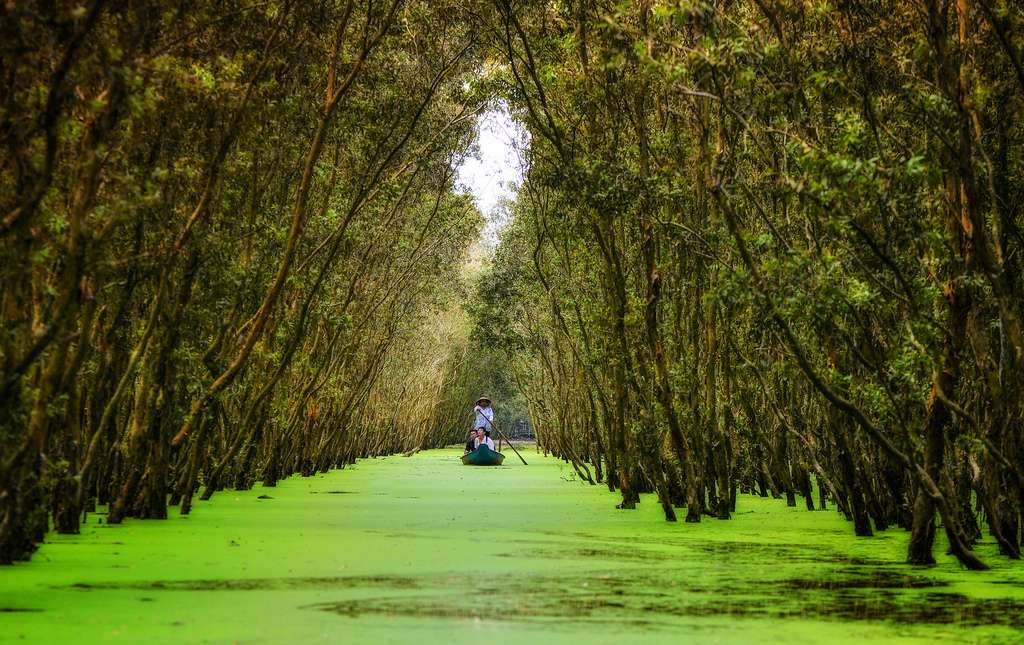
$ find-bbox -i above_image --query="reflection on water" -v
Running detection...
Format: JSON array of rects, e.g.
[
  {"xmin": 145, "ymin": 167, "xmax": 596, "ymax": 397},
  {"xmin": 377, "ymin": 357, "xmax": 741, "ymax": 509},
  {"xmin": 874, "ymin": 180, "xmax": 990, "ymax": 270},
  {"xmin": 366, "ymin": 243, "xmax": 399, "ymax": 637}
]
[
  {"xmin": 303, "ymin": 567, "xmax": 1024, "ymax": 630},
  {"xmin": 66, "ymin": 557, "xmax": 1024, "ymax": 631}
]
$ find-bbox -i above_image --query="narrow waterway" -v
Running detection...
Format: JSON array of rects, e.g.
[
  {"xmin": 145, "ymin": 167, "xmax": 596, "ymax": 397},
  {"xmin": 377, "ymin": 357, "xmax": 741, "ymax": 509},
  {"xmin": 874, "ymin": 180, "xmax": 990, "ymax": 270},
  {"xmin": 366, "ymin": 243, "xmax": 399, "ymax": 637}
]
[{"xmin": 2, "ymin": 449, "xmax": 1023, "ymax": 644}]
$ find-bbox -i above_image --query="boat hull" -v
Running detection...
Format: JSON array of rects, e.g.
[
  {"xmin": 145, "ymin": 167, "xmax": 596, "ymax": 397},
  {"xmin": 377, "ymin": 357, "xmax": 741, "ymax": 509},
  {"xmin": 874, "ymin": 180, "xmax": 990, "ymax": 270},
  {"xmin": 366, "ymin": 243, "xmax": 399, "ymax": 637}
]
[{"xmin": 461, "ymin": 445, "xmax": 505, "ymax": 466}]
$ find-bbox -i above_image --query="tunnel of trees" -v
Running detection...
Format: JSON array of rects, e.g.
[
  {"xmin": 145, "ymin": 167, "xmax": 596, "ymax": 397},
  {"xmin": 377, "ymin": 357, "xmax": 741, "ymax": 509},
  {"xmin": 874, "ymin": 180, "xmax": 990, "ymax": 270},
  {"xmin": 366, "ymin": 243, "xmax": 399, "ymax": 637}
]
[{"xmin": 2, "ymin": 0, "xmax": 1022, "ymax": 574}]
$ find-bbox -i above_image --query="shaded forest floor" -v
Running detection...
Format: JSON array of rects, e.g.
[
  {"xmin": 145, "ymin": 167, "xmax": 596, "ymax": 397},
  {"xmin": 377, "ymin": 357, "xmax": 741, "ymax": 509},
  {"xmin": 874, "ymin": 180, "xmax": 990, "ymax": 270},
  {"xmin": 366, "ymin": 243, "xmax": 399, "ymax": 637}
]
[{"xmin": 2, "ymin": 449, "xmax": 1023, "ymax": 644}]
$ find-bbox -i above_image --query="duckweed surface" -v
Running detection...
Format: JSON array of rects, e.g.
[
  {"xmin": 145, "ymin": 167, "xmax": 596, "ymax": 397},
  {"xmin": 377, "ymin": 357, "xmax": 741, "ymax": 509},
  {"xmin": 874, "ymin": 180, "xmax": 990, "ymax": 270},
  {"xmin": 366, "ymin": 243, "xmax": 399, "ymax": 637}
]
[{"xmin": 2, "ymin": 448, "xmax": 1023, "ymax": 644}]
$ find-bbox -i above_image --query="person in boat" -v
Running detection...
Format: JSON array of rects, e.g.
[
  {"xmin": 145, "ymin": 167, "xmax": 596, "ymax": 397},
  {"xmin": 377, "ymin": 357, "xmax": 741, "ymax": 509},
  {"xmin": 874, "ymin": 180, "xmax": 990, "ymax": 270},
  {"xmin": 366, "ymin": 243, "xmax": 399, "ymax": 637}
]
[
  {"xmin": 463, "ymin": 429, "xmax": 476, "ymax": 454},
  {"xmin": 473, "ymin": 396, "xmax": 494, "ymax": 434},
  {"xmin": 473, "ymin": 427, "xmax": 494, "ymax": 451}
]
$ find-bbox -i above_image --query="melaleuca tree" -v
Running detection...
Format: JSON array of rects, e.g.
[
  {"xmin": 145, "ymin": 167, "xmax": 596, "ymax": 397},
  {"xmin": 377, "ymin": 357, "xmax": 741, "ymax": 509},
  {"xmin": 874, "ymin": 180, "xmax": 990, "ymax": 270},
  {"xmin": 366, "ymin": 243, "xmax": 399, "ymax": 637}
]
[
  {"xmin": 485, "ymin": 0, "xmax": 1023, "ymax": 569},
  {"xmin": 0, "ymin": 0, "xmax": 487, "ymax": 562}
]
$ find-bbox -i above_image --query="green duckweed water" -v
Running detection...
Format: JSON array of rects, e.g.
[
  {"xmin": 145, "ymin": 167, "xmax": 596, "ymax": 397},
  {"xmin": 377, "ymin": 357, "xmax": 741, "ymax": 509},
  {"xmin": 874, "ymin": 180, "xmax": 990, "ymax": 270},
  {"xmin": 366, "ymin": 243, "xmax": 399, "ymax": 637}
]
[{"xmin": 2, "ymin": 448, "xmax": 1023, "ymax": 644}]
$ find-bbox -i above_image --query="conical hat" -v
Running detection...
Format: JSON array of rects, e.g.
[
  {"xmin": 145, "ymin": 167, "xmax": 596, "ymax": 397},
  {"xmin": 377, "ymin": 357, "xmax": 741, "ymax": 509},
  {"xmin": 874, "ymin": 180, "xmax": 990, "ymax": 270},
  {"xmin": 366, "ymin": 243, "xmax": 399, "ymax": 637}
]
[{"xmin": 476, "ymin": 395, "xmax": 492, "ymax": 406}]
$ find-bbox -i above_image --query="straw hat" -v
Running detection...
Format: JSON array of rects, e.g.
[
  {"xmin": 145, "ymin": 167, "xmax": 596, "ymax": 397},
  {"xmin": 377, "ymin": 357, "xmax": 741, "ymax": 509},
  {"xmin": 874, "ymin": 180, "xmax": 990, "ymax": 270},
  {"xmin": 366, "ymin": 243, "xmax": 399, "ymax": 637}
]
[{"xmin": 476, "ymin": 395, "xmax": 492, "ymax": 406}]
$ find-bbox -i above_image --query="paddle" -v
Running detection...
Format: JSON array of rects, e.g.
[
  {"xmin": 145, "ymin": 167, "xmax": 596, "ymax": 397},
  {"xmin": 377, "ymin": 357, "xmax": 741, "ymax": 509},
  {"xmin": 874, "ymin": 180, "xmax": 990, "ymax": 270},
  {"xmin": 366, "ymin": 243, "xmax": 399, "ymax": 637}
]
[{"xmin": 472, "ymin": 408, "xmax": 528, "ymax": 466}]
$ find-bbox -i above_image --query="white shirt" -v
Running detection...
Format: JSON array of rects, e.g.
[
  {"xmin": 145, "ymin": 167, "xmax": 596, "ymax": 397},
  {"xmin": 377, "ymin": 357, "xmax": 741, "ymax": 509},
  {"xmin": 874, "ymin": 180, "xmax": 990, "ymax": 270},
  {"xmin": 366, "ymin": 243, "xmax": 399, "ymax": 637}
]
[
  {"xmin": 473, "ymin": 436, "xmax": 495, "ymax": 450},
  {"xmin": 474, "ymin": 405, "xmax": 494, "ymax": 431}
]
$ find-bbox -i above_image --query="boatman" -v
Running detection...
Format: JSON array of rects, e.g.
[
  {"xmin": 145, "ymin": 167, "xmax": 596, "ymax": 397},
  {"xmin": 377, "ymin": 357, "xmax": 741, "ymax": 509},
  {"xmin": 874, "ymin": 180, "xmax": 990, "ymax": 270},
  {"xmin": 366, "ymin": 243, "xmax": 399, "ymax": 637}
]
[{"xmin": 473, "ymin": 396, "xmax": 494, "ymax": 436}]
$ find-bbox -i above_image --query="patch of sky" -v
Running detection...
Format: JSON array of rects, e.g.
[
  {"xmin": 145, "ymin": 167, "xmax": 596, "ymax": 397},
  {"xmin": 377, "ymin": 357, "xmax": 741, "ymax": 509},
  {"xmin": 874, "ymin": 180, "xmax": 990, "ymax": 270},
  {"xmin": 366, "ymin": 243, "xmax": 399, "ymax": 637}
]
[{"xmin": 455, "ymin": 100, "xmax": 529, "ymax": 247}]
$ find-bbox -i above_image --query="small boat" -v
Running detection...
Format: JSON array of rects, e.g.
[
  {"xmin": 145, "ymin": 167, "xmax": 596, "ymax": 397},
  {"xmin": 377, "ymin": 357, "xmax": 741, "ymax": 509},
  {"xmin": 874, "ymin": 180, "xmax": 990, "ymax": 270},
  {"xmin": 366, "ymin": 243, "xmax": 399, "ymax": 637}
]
[{"xmin": 462, "ymin": 445, "xmax": 505, "ymax": 466}]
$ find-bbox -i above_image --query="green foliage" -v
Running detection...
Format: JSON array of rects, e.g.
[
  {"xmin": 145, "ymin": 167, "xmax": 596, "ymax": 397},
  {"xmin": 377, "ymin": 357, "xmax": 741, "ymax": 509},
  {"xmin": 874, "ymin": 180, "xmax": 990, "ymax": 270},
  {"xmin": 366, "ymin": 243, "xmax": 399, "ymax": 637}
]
[{"xmin": 483, "ymin": 0, "xmax": 1024, "ymax": 568}]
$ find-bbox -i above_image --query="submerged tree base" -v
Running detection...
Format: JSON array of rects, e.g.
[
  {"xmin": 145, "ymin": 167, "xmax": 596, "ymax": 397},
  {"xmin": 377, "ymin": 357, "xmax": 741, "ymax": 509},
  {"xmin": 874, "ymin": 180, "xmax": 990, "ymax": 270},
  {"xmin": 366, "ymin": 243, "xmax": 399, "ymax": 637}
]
[{"xmin": 2, "ymin": 449, "xmax": 1022, "ymax": 644}]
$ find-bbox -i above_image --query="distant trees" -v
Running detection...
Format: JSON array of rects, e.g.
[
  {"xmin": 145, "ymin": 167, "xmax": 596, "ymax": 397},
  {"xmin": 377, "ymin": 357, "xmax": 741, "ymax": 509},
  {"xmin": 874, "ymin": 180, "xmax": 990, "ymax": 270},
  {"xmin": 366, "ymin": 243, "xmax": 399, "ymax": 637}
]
[{"xmin": 485, "ymin": 0, "xmax": 1023, "ymax": 569}]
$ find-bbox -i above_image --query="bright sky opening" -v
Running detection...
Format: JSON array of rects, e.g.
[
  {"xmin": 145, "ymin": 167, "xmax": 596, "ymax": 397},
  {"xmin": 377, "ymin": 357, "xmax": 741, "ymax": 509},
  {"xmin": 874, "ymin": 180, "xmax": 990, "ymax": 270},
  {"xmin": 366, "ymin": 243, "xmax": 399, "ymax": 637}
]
[{"xmin": 456, "ymin": 101, "xmax": 529, "ymax": 247}]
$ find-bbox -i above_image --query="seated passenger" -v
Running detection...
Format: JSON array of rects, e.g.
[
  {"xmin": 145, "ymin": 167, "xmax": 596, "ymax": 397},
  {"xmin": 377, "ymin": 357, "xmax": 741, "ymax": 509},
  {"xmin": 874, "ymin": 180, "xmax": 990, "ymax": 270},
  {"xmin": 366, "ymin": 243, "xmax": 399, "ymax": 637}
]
[
  {"xmin": 474, "ymin": 427, "xmax": 495, "ymax": 451},
  {"xmin": 464, "ymin": 430, "xmax": 476, "ymax": 454}
]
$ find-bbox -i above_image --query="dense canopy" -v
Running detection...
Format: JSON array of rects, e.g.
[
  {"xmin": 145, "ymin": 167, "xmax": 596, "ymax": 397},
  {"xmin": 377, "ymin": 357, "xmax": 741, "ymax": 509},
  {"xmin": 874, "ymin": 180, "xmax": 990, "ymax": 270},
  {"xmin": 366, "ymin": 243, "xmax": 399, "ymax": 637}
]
[{"xmin": 2, "ymin": 0, "xmax": 1023, "ymax": 576}]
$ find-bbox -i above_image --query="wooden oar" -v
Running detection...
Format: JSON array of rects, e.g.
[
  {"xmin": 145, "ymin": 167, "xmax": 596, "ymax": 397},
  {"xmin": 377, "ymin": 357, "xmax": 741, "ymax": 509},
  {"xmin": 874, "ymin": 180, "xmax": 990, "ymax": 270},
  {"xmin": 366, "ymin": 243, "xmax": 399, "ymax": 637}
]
[{"xmin": 474, "ymin": 409, "xmax": 528, "ymax": 466}]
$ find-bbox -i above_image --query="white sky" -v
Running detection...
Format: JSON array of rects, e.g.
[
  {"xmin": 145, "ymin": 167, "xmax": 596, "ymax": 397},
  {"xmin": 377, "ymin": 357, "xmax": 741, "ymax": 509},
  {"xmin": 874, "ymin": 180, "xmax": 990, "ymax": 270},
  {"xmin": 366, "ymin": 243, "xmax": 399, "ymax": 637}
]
[{"xmin": 456, "ymin": 102, "xmax": 528, "ymax": 246}]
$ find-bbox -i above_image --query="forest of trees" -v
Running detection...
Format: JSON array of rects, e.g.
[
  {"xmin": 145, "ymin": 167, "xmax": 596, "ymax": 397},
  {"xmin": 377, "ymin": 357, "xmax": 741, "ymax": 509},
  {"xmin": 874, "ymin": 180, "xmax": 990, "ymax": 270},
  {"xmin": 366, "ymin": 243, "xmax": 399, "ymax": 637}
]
[
  {"xmin": 0, "ymin": 0, "xmax": 496, "ymax": 562},
  {"xmin": 2, "ymin": 0, "xmax": 1023, "ymax": 574},
  {"xmin": 482, "ymin": 0, "xmax": 1024, "ymax": 571}
]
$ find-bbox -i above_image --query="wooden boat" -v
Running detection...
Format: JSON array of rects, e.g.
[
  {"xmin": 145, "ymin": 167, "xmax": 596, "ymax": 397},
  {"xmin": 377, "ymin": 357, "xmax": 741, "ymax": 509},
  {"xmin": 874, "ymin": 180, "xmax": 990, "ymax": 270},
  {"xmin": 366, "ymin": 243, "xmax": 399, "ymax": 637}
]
[{"xmin": 462, "ymin": 445, "xmax": 505, "ymax": 466}]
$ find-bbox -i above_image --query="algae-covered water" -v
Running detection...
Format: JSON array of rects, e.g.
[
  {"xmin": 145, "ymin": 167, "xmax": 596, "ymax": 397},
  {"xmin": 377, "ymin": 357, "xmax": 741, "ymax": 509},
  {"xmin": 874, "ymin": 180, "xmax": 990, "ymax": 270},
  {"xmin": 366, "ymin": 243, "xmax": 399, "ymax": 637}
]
[{"xmin": 2, "ymin": 449, "xmax": 1023, "ymax": 644}]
